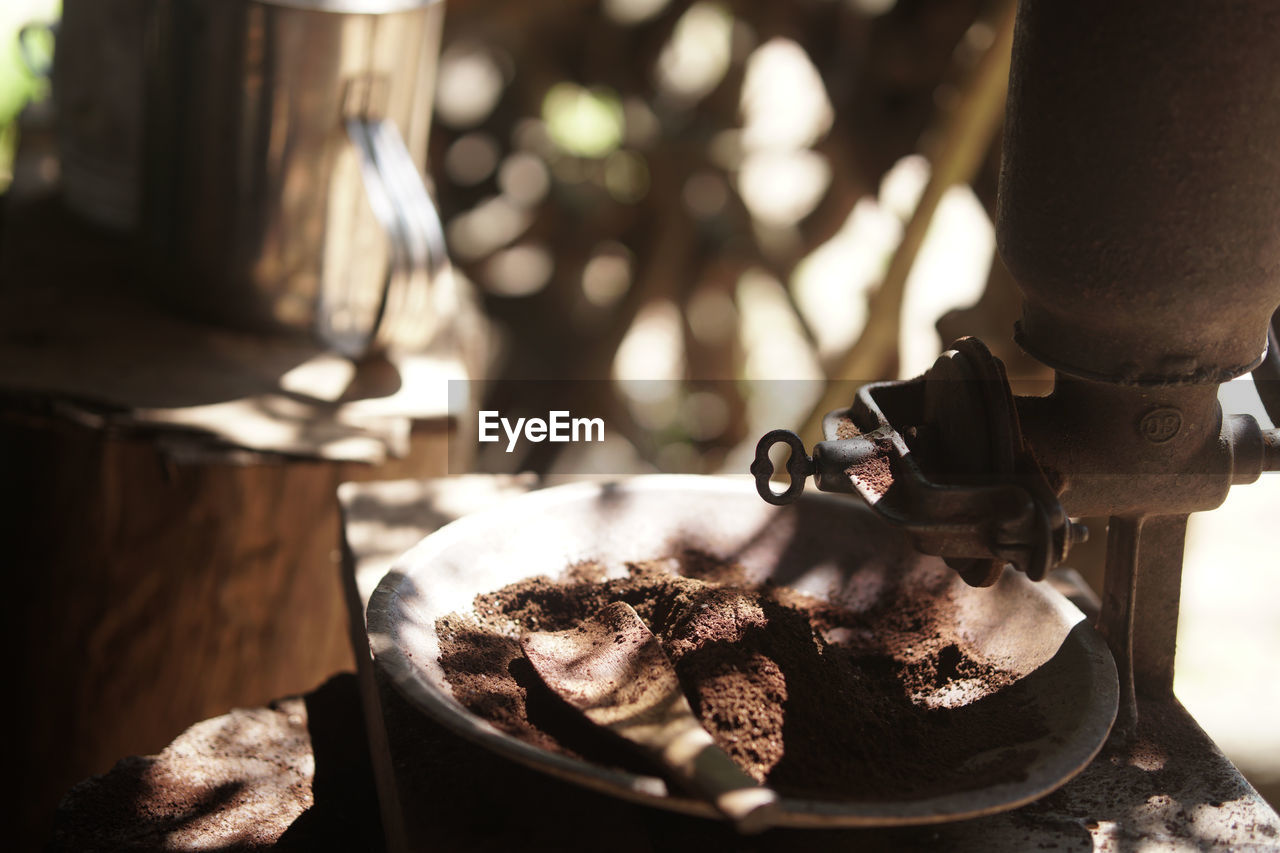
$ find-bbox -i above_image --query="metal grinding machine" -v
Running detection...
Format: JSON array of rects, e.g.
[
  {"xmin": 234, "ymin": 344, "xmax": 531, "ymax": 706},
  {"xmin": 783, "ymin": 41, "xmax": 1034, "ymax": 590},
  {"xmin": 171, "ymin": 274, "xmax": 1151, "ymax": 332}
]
[
  {"xmin": 361, "ymin": 0, "xmax": 1280, "ymax": 839},
  {"xmin": 753, "ymin": 0, "xmax": 1280, "ymax": 741}
]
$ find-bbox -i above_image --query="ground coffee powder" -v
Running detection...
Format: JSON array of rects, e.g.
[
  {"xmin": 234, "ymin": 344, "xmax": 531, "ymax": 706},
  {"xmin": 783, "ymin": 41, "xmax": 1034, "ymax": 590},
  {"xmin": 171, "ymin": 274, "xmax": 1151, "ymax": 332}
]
[{"xmin": 437, "ymin": 550, "xmax": 1047, "ymax": 802}]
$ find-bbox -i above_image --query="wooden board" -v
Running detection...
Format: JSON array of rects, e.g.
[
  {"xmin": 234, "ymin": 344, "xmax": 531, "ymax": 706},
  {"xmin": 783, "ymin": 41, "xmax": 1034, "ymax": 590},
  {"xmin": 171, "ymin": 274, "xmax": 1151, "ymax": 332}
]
[
  {"xmin": 4, "ymin": 408, "xmax": 453, "ymax": 850},
  {"xmin": 0, "ymin": 188, "xmax": 479, "ymax": 849}
]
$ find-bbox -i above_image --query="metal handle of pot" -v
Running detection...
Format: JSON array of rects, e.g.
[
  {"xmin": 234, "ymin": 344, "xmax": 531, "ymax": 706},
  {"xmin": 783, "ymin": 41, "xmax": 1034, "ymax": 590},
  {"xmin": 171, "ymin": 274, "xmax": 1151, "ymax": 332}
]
[
  {"xmin": 320, "ymin": 114, "xmax": 450, "ymax": 358},
  {"xmin": 367, "ymin": 117, "xmax": 451, "ymax": 351}
]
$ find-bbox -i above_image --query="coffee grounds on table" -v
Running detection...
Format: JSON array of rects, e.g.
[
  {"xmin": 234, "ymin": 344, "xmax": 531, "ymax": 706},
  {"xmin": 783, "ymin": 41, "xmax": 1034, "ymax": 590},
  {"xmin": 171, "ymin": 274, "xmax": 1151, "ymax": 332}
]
[{"xmin": 437, "ymin": 551, "xmax": 1047, "ymax": 801}]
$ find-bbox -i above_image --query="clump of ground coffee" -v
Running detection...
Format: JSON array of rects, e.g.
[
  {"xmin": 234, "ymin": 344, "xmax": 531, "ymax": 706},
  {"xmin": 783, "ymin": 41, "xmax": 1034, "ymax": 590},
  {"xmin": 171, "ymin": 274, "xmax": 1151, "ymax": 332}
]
[{"xmin": 437, "ymin": 551, "xmax": 1047, "ymax": 801}]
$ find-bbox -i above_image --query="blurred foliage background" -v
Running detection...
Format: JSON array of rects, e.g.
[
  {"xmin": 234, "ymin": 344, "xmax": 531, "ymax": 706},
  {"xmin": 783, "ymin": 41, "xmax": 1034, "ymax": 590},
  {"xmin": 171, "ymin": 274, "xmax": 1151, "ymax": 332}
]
[
  {"xmin": 0, "ymin": 1, "xmax": 56, "ymax": 191},
  {"xmin": 426, "ymin": 0, "xmax": 1021, "ymax": 479}
]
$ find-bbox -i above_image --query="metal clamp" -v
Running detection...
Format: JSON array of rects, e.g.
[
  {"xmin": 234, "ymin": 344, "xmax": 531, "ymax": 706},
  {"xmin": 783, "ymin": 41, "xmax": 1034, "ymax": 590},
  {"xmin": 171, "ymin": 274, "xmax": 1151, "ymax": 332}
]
[{"xmin": 751, "ymin": 339, "xmax": 1075, "ymax": 586}]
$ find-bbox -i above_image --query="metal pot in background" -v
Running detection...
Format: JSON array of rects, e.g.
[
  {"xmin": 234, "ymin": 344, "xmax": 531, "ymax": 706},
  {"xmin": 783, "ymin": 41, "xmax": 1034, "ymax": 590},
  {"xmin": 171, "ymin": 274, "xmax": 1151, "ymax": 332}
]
[{"xmin": 142, "ymin": 0, "xmax": 450, "ymax": 357}]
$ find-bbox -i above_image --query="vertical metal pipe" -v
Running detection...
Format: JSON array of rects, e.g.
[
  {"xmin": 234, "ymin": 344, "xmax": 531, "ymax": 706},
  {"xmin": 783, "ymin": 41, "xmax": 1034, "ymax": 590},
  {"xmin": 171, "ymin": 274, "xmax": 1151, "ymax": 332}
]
[
  {"xmin": 1129, "ymin": 516, "xmax": 1188, "ymax": 696},
  {"xmin": 1099, "ymin": 514, "xmax": 1189, "ymax": 736},
  {"xmin": 1100, "ymin": 516, "xmax": 1141, "ymax": 734}
]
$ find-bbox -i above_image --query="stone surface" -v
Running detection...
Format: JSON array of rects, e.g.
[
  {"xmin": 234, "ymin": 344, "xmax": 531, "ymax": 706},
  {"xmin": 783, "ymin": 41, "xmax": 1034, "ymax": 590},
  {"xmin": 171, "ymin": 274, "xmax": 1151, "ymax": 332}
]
[{"xmin": 50, "ymin": 674, "xmax": 382, "ymax": 852}]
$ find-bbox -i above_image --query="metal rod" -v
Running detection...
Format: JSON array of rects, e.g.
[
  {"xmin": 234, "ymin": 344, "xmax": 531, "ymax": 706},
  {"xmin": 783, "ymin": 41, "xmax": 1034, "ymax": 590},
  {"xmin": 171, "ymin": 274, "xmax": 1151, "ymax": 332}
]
[
  {"xmin": 1098, "ymin": 514, "xmax": 1189, "ymax": 737},
  {"xmin": 1130, "ymin": 515, "xmax": 1188, "ymax": 696},
  {"xmin": 1099, "ymin": 516, "xmax": 1141, "ymax": 735}
]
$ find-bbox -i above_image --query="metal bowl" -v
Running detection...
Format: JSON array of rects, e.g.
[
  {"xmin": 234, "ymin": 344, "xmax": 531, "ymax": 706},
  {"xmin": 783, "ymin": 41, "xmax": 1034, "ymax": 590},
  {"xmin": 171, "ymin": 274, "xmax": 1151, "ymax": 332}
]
[{"xmin": 367, "ymin": 475, "xmax": 1117, "ymax": 829}]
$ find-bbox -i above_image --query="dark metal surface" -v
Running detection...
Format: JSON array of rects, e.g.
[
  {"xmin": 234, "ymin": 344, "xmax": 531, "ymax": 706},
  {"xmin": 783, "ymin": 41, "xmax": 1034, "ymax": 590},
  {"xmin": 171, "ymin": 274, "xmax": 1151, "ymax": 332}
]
[
  {"xmin": 1015, "ymin": 378, "xmax": 1271, "ymax": 518},
  {"xmin": 1253, "ymin": 309, "xmax": 1280, "ymax": 428},
  {"xmin": 997, "ymin": 0, "xmax": 1280, "ymax": 386}
]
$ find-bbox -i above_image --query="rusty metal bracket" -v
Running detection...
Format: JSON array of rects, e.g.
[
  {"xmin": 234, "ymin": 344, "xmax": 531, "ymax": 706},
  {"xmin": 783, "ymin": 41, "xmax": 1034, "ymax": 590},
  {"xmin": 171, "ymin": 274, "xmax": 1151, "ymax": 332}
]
[{"xmin": 753, "ymin": 339, "xmax": 1077, "ymax": 586}]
